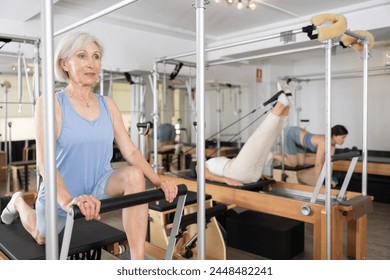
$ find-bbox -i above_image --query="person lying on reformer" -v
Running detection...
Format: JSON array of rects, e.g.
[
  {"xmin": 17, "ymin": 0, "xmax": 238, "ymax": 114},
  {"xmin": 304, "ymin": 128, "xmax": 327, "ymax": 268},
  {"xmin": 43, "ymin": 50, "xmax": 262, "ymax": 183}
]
[
  {"xmin": 273, "ymin": 125, "xmax": 348, "ymax": 185},
  {"xmin": 1, "ymin": 31, "xmax": 178, "ymax": 260},
  {"xmin": 204, "ymin": 89, "xmax": 292, "ymax": 186}
]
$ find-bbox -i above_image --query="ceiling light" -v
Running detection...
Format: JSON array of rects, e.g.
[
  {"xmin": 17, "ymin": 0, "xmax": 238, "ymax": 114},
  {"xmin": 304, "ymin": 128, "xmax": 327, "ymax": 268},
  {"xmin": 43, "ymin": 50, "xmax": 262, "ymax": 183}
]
[
  {"xmin": 216, "ymin": 0, "xmax": 257, "ymax": 11},
  {"xmin": 237, "ymin": 0, "xmax": 244, "ymax": 10},
  {"xmin": 248, "ymin": 0, "xmax": 257, "ymax": 10}
]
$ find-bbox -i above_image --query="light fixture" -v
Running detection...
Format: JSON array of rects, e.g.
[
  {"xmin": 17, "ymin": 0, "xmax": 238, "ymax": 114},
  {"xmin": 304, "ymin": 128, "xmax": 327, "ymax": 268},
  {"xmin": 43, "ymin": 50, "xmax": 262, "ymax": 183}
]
[
  {"xmin": 237, "ymin": 0, "xmax": 244, "ymax": 10},
  {"xmin": 248, "ymin": 0, "xmax": 257, "ymax": 10},
  {"xmin": 214, "ymin": 0, "xmax": 257, "ymax": 11}
]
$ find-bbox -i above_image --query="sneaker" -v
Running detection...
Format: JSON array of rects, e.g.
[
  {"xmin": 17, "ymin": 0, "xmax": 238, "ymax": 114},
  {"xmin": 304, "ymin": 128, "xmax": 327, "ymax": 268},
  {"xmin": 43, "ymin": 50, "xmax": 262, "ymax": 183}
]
[
  {"xmin": 277, "ymin": 93, "xmax": 289, "ymax": 106},
  {"xmin": 279, "ymin": 81, "xmax": 294, "ymax": 106},
  {"xmin": 1, "ymin": 191, "xmax": 23, "ymax": 225},
  {"xmin": 262, "ymin": 90, "xmax": 284, "ymax": 107}
]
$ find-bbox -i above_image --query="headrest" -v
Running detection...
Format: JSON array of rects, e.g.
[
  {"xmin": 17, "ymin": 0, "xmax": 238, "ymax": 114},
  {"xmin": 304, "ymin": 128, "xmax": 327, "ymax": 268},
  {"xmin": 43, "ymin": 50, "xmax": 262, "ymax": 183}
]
[
  {"xmin": 311, "ymin": 14, "xmax": 348, "ymax": 41},
  {"xmin": 340, "ymin": 30, "xmax": 375, "ymax": 53}
]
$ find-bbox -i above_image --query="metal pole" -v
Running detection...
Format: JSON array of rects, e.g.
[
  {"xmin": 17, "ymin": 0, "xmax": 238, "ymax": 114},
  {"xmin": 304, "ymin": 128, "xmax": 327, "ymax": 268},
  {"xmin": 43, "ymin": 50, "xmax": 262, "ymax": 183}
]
[
  {"xmin": 0, "ymin": 33, "xmax": 39, "ymax": 45},
  {"xmin": 216, "ymin": 85, "xmax": 221, "ymax": 157},
  {"xmin": 362, "ymin": 41, "xmax": 369, "ymax": 196},
  {"xmin": 138, "ymin": 77, "xmax": 147, "ymax": 157},
  {"xmin": 195, "ymin": 0, "xmax": 206, "ymax": 260},
  {"xmin": 235, "ymin": 88, "xmax": 242, "ymax": 149},
  {"xmin": 42, "ymin": 0, "xmax": 58, "ymax": 260},
  {"xmin": 3, "ymin": 87, "xmax": 9, "ymax": 191},
  {"xmin": 33, "ymin": 40, "xmax": 41, "ymax": 106},
  {"xmin": 54, "ymin": 0, "xmax": 140, "ymax": 37},
  {"xmin": 158, "ymin": 28, "xmax": 304, "ymax": 62},
  {"xmin": 151, "ymin": 63, "xmax": 160, "ymax": 173},
  {"xmin": 208, "ymin": 45, "xmax": 322, "ymax": 67},
  {"xmin": 324, "ymin": 39, "xmax": 333, "ymax": 260}
]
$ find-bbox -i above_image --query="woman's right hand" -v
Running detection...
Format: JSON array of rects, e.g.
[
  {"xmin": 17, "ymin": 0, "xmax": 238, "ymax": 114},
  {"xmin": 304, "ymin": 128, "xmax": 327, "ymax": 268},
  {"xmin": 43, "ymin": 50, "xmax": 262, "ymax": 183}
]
[{"xmin": 67, "ymin": 195, "xmax": 102, "ymax": 221}]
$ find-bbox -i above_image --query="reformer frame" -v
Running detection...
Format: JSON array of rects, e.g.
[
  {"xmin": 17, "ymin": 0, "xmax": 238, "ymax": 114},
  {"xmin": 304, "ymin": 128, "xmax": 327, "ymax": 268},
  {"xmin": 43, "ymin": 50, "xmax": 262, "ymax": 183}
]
[
  {"xmin": 0, "ymin": 184, "xmax": 188, "ymax": 260},
  {"xmin": 38, "ymin": 0, "xmax": 373, "ymax": 260},
  {"xmin": 161, "ymin": 173, "xmax": 372, "ymax": 260},
  {"xmin": 60, "ymin": 184, "xmax": 188, "ymax": 260}
]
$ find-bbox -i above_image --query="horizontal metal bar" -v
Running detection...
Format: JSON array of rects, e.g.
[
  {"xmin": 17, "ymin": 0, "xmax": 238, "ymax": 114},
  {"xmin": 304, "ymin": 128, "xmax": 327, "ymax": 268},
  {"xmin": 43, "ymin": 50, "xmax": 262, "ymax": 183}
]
[
  {"xmin": 0, "ymin": 33, "xmax": 39, "ymax": 45},
  {"xmin": 208, "ymin": 45, "xmax": 323, "ymax": 67},
  {"xmin": 158, "ymin": 28, "xmax": 304, "ymax": 62},
  {"xmin": 54, "ymin": 0, "xmax": 139, "ymax": 37},
  {"xmin": 344, "ymin": 30, "xmax": 369, "ymax": 42}
]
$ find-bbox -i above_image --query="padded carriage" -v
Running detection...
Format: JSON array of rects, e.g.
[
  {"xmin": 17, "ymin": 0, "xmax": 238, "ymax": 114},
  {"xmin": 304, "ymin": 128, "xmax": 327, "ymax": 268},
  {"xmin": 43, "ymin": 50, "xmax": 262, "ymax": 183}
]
[
  {"xmin": 0, "ymin": 219, "xmax": 126, "ymax": 260},
  {"xmin": 0, "ymin": 184, "xmax": 188, "ymax": 260}
]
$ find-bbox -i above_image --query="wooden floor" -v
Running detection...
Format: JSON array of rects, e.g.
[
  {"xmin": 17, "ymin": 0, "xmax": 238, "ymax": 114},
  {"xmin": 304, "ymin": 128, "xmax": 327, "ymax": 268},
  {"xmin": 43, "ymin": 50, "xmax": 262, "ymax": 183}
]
[{"xmin": 1, "ymin": 172, "xmax": 389, "ymax": 260}]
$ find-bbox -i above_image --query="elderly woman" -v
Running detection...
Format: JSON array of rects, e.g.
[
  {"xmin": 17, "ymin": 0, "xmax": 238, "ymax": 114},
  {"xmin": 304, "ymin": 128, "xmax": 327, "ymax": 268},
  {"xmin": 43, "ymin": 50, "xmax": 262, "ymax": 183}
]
[{"xmin": 1, "ymin": 32, "xmax": 178, "ymax": 260}]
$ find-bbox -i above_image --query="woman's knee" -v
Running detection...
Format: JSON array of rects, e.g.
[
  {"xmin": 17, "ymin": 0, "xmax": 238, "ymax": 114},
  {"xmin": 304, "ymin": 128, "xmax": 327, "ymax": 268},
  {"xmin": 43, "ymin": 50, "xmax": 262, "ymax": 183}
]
[{"xmin": 119, "ymin": 166, "xmax": 146, "ymax": 193}]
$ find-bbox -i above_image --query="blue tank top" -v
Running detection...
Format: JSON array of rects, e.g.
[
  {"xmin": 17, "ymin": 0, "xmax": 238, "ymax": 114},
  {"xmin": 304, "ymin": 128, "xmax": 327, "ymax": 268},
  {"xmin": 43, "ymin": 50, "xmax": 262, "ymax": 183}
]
[
  {"xmin": 38, "ymin": 90, "xmax": 114, "ymax": 216},
  {"xmin": 303, "ymin": 132, "xmax": 317, "ymax": 152}
]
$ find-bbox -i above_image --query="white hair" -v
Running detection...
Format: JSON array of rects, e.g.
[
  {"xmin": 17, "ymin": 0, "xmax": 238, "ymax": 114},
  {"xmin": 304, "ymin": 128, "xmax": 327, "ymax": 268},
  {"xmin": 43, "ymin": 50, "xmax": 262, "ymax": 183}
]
[{"xmin": 54, "ymin": 31, "xmax": 104, "ymax": 83}]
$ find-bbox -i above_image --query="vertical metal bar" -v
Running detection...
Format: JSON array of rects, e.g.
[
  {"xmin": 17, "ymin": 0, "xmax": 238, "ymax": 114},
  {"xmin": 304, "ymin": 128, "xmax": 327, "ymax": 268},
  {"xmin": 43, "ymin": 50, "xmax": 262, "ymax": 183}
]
[
  {"xmin": 195, "ymin": 0, "xmax": 206, "ymax": 260},
  {"xmin": 131, "ymin": 79, "xmax": 140, "ymax": 148},
  {"xmin": 337, "ymin": 156, "xmax": 359, "ymax": 201},
  {"xmin": 139, "ymin": 77, "xmax": 147, "ymax": 157},
  {"xmin": 3, "ymin": 87, "xmax": 9, "ymax": 190},
  {"xmin": 99, "ymin": 70, "xmax": 104, "ymax": 96},
  {"xmin": 151, "ymin": 63, "xmax": 160, "ymax": 173},
  {"xmin": 324, "ymin": 39, "xmax": 333, "ymax": 260},
  {"xmin": 217, "ymin": 85, "xmax": 221, "ymax": 157},
  {"xmin": 235, "ymin": 88, "xmax": 242, "ymax": 149},
  {"xmin": 17, "ymin": 50, "xmax": 23, "ymax": 109},
  {"xmin": 34, "ymin": 38, "xmax": 41, "ymax": 192},
  {"xmin": 59, "ymin": 210, "xmax": 75, "ymax": 260},
  {"xmin": 310, "ymin": 164, "xmax": 327, "ymax": 203},
  {"xmin": 164, "ymin": 194, "xmax": 187, "ymax": 260},
  {"xmin": 362, "ymin": 42, "xmax": 369, "ymax": 196},
  {"xmin": 42, "ymin": 0, "xmax": 58, "ymax": 260}
]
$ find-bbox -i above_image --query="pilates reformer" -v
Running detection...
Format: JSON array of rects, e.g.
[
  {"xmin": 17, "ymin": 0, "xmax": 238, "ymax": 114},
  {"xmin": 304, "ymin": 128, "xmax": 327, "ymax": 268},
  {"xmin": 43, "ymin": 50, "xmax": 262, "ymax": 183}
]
[
  {"xmin": 0, "ymin": 184, "xmax": 188, "ymax": 260},
  {"xmin": 161, "ymin": 151, "xmax": 373, "ymax": 260},
  {"xmin": 147, "ymin": 190, "xmax": 228, "ymax": 260}
]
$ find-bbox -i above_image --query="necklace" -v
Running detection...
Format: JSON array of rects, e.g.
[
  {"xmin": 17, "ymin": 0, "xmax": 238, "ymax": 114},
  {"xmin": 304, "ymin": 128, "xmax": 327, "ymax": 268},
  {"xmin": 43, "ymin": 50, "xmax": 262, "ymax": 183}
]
[
  {"xmin": 67, "ymin": 90, "xmax": 94, "ymax": 108},
  {"xmin": 85, "ymin": 94, "xmax": 94, "ymax": 108}
]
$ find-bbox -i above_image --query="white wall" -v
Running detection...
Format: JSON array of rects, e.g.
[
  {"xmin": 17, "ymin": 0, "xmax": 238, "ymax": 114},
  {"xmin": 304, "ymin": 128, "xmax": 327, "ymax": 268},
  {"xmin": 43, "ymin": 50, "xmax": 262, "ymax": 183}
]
[
  {"xmin": 292, "ymin": 45, "xmax": 390, "ymax": 151},
  {"xmin": 1, "ymin": 9, "xmax": 389, "ymax": 152}
]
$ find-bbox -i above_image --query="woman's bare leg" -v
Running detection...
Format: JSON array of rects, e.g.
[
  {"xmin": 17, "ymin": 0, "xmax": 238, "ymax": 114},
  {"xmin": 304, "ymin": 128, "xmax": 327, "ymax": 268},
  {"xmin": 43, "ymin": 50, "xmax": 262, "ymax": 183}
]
[
  {"xmin": 106, "ymin": 166, "xmax": 147, "ymax": 260},
  {"xmin": 1, "ymin": 195, "xmax": 45, "ymax": 244},
  {"xmin": 12, "ymin": 196, "xmax": 45, "ymax": 244}
]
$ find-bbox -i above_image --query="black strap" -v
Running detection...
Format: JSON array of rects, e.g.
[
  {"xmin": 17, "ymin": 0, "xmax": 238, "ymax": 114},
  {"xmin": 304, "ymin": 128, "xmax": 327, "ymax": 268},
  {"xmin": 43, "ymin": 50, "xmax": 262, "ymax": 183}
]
[{"xmin": 302, "ymin": 25, "xmax": 318, "ymax": 40}]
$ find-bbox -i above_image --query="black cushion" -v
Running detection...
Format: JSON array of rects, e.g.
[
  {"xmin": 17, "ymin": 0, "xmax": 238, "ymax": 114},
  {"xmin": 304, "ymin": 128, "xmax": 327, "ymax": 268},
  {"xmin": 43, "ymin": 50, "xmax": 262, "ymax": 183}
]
[
  {"xmin": 273, "ymin": 164, "xmax": 314, "ymax": 171},
  {"xmin": 226, "ymin": 210, "xmax": 305, "ymax": 260},
  {"xmin": 0, "ymin": 219, "xmax": 126, "ymax": 260}
]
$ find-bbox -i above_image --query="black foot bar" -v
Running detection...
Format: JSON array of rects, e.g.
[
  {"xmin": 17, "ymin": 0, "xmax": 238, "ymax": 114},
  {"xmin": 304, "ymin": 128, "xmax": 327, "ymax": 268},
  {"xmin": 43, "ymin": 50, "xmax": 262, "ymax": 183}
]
[{"xmin": 60, "ymin": 184, "xmax": 188, "ymax": 260}]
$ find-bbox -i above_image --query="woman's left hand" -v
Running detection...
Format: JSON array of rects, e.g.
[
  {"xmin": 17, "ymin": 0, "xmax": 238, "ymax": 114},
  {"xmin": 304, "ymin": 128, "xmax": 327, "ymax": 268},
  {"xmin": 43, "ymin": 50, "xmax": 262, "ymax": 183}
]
[{"xmin": 160, "ymin": 180, "xmax": 178, "ymax": 203}]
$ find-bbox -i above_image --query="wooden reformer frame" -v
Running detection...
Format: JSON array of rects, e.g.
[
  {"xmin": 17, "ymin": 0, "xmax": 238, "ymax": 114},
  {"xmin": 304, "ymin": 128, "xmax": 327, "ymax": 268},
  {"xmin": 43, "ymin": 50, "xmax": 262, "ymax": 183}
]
[{"xmin": 161, "ymin": 174, "xmax": 372, "ymax": 260}]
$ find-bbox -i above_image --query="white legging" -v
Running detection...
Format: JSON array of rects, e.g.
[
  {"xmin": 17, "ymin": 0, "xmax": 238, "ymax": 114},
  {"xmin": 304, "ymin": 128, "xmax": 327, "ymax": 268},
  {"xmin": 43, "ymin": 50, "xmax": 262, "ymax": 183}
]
[{"xmin": 223, "ymin": 112, "xmax": 287, "ymax": 183}]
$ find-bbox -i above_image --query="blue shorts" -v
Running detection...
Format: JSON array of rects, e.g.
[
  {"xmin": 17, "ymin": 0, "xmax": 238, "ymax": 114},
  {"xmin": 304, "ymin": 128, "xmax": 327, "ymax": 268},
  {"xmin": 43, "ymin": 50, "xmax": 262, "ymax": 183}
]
[
  {"xmin": 36, "ymin": 169, "xmax": 114, "ymax": 237},
  {"xmin": 283, "ymin": 127, "xmax": 305, "ymax": 154}
]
